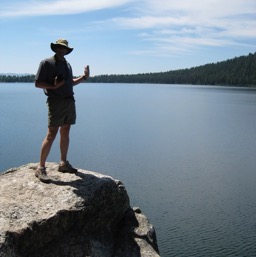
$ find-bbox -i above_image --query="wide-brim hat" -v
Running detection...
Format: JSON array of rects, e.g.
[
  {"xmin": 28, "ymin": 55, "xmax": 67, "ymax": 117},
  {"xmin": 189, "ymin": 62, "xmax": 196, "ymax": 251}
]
[{"xmin": 50, "ymin": 39, "xmax": 73, "ymax": 55}]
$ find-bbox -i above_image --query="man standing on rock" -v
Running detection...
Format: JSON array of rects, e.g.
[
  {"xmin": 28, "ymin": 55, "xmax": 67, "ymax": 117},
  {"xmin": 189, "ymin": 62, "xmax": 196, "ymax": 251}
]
[{"xmin": 35, "ymin": 39, "xmax": 90, "ymax": 183}]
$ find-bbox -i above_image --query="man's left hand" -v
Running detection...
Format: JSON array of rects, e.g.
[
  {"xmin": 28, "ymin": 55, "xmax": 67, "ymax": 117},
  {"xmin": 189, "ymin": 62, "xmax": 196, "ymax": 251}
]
[{"xmin": 84, "ymin": 65, "xmax": 90, "ymax": 79}]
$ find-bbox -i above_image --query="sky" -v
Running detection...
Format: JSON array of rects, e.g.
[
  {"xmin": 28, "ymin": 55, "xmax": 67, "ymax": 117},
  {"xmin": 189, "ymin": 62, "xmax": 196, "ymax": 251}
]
[{"xmin": 0, "ymin": 0, "xmax": 255, "ymax": 76}]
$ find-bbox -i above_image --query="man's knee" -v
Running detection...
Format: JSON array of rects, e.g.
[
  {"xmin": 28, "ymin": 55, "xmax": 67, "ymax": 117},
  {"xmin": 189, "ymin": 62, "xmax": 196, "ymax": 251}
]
[
  {"xmin": 46, "ymin": 127, "xmax": 59, "ymax": 141},
  {"xmin": 60, "ymin": 124, "xmax": 71, "ymax": 137}
]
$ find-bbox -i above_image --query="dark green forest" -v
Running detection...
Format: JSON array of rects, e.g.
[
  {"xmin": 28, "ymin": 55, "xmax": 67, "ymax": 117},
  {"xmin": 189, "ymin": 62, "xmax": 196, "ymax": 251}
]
[
  {"xmin": 0, "ymin": 74, "xmax": 35, "ymax": 83},
  {"xmin": 1, "ymin": 52, "xmax": 255, "ymax": 86}
]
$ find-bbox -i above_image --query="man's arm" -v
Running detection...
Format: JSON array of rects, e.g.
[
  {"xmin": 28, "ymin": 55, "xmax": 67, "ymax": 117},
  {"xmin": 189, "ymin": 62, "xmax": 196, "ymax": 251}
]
[{"xmin": 35, "ymin": 78, "xmax": 64, "ymax": 89}]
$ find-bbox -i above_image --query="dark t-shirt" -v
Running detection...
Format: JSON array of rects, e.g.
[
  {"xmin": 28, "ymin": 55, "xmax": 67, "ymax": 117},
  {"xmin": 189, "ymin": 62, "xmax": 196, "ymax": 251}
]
[{"xmin": 35, "ymin": 55, "xmax": 74, "ymax": 98}]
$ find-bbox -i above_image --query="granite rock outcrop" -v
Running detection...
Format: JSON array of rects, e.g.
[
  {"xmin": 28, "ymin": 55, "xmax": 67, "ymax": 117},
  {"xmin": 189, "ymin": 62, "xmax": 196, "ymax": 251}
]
[{"xmin": 0, "ymin": 163, "xmax": 159, "ymax": 257}]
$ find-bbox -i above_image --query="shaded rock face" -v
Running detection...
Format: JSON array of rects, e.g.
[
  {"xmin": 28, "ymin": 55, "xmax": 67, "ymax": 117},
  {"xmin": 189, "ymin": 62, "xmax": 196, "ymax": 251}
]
[{"xmin": 0, "ymin": 163, "xmax": 159, "ymax": 257}]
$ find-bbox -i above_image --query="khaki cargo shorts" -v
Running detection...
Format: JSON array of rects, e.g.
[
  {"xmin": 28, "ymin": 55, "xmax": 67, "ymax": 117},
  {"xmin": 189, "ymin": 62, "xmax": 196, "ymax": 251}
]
[{"xmin": 47, "ymin": 97, "xmax": 76, "ymax": 127}]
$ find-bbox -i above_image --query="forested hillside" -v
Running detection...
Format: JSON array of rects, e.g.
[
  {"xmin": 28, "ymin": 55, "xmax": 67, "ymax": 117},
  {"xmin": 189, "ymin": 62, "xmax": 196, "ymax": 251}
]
[
  {"xmin": 0, "ymin": 74, "xmax": 35, "ymax": 83},
  {"xmin": 90, "ymin": 52, "xmax": 256, "ymax": 86},
  {"xmin": 1, "ymin": 52, "xmax": 255, "ymax": 86}
]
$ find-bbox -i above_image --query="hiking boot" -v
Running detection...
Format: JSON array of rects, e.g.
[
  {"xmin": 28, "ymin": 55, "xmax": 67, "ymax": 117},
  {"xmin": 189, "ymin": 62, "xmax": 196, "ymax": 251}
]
[
  {"xmin": 35, "ymin": 167, "xmax": 50, "ymax": 183},
  {"xmin": 58, "ymin": 161, "xmax": 78, "ymax": 173}
]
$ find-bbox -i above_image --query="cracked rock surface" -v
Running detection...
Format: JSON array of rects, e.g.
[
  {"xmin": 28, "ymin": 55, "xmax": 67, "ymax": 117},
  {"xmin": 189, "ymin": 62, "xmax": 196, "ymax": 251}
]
[{"xmin": 0, "ymin": 163, "xmax": 159, "ymax": 257}]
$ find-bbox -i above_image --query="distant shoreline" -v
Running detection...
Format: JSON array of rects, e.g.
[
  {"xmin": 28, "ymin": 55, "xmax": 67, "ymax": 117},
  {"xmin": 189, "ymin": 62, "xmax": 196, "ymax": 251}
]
[{"xmin": 1, "ymin": 52, "xmax": 255, "ymax": 87}]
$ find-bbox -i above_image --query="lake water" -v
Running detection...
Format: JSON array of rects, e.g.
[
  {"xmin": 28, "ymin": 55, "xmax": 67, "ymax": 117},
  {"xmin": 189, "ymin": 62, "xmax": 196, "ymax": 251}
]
[{"xmin": 1, "ymin": 83, "xmax": 256, "ymax": 256}]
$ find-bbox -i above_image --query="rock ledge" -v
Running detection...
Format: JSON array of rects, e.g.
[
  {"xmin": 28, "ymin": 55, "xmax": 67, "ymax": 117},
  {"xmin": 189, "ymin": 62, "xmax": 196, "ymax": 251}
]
[{"xmin": 0, "ymin": 163, "xmax": 159, "ymax": 257}]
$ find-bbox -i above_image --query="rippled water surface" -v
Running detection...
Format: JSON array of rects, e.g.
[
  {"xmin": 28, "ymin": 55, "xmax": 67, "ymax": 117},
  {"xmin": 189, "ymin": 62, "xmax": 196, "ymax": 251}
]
[{"xmin": 1, "ymin": 83, "xmax": 256, "ymax": 256}]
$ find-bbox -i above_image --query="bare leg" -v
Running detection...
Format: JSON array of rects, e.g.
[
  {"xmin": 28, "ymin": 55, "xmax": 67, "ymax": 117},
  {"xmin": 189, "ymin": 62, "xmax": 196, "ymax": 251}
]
[
  {"xmin": 39, "ymin": 126, "xmax": 59, "ymax": 167},
  {"xmin": 59, "ymin": 124, "xmax": 71, "ymax": 163}
]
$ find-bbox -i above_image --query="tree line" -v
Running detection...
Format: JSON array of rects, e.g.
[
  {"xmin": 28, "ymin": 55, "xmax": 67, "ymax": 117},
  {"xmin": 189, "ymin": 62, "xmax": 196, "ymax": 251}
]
[
  {"xmin": 0, "ymin": 74, "xmax": 35, "ymax": 83},
  {"xmin": 1, "ymin": 52, "xmax": 255, "ymax": 86},
  {"xmin": 89, "ymin": 52, "xmax": 256, "ymax": 86}
]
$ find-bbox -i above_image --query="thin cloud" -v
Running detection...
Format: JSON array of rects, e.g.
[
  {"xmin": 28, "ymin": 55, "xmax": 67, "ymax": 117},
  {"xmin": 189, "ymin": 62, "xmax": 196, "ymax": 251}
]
[
  {"xmin": 1, "ymin": 0, "xmax": 255, "ymax": 69},
  {"xmin": 112, "ymin": 16, "xmax": 190, "ymax": 29},
  {"xmin": 134, "ymin": 31, "xmax": 235, "ymax": 57},
  {"xmin": 140, "ymin": 0, "xmax": 256, "ymax": 18},
  {"xmin": 0, "ymin": 0, "xmax": 134, "ymax": 17},
  {"xmin": 109, "ymin": 0, "xmax": 256, "ymax": 56}
]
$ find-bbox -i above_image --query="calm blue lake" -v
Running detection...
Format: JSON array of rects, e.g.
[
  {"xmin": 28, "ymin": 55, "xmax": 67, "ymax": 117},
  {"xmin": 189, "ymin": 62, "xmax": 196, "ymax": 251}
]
[{"xmin": 1, "ymin": 83, "xmax": 256, "ymax": 256}]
